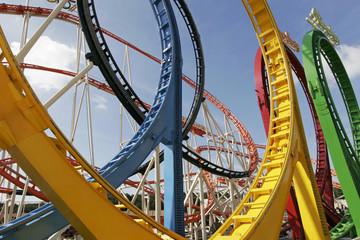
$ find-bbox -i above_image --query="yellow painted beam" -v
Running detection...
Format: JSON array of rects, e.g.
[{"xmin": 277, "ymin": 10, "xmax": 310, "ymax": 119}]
[
  {"xmin": 210, "ymin": 0, "xmax": 330, "ymax": 239},
  {"xmin": 0, "ymin": 64, "xmax": 161, "ymax": 240},
  {"xmin": 0, "ymin": 26, "xmax": 177, "ymax": 239}
]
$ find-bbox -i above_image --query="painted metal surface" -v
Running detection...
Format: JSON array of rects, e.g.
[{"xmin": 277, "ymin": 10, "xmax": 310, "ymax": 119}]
[
  {"xmin": 210, "ymin": 0, "xmax": 329, "ymax": 239},
  {"xmin": 302, "ymin": 28, "xmax": 360, "ymax": 237}
]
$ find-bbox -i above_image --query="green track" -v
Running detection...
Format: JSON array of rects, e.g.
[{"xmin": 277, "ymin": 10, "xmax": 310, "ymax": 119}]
[
  {"xmin": 302, "ymin": 29, "xmax": 360, "ymax": 237},
  {"xmin": 330, "ymin": 212, "xmax": 355, "ymax": 239}
]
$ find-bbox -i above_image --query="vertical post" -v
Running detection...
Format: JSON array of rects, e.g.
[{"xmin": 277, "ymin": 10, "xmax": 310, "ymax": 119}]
[
  {"xmin": 154, "ymin": 146, "xmax": 161, "ymax": 224},
  {"xmin": 230, "ymin": 179, "xmax": 235, "ymax": 212},
  {"xmin": 16, "ymin": 176, "xmax": 30, "ymax": 218},
  {"xmin": 163, "ymin": 8, "xmax": 184, "ymax": 230},
  {"xmin": 200, "ymin": 174, "xmax": 206, "ymax": 239},
  {"xmin": 151, "ymin": 0, "xmax": 183, "ymax": 235},
  {"xmin": 164, "ymin": 136, "xmax": 184, "ymax": 235},
  {"xmin": 16, "ymin": 0, "xmax": 68, "ymax": 62}
]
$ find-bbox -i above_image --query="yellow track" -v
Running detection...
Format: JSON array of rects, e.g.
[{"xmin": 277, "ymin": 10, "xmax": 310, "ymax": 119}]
[
  {"xmin": 0, "ymin": 0, "xmax": 331, "ymax": 239},
  {"xmin": 210, "ymin": 0, "xmax": 329, "ymax": 239},
  {"xmin": 0, "ymin": 26, "xmax": 184, "ymax": 240}
]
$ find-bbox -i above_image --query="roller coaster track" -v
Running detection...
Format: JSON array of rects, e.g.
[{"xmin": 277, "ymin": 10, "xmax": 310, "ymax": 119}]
[
  {"xmin": 0, "ymin": 3, "xmax": 259, "ymax": 173},
  {"xmin": 0, "ymin": 61, "xmax": 250, "ymax": 238},
  {"xmin": 302, "ymin": 29, "xmax": 360, "ymax": 237},
  {"xmin": 254, "ymin": 47, "xmax": 303, "ymax": 239},
  {"xmin": 172, "ymin": 0, "xmax": 205, "ymax": 139},
  {"xmin": 0, "ymin": 158, "xmax": 48, "ymax": 202},
  {"xmin": 0, "ymin": 0, "xmax": 243, "ymax": 238},
  {"xmin": 210, "ymin": 0, "xmax": 329, "ymax": 238},
  {"xmin": 0, "ymin": 0, "xmax": 330, "ymax": 238},
  {"xmin": 77, "ymin": 0, "xmax": 251, "ymax": 184},
  {"xmin": 78, "ymin": 0, "xmax": 149, "ymax": 125},
  {"xmin": 0, "ymin": 0, "xmax": 187, "ymax": 238},
  {"xmin": 330, "ymin": 212, "xmax": 355, "ymax": 239},
  {"xmin": 0, "ymin": 2, "xmax": 258, "ymax": 178},
  {"xmin": 16, "ymin": 62, "xmax": 250, "ymax": 180},
  {"xmin": 255, "ymin": 45, "xmax": 342, "ymax": 237}
]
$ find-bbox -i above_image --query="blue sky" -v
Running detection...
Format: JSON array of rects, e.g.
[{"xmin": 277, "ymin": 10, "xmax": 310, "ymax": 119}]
[{"xmin": 0, "ymin": 0, "xmax": 359, "ymax": 170}]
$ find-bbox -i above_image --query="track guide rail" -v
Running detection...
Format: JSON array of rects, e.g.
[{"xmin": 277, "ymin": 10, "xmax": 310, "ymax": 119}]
[
  {"xmin": 172, "ymin": 0, "xmax": 205, "ymax": 139},
  {"xmin": 77, "ymin": 0, "xmax": 148, "ymax": 124},
  {"xmin": 210, "ymin": 1, "xmax": 329, "ymax": 239},
  {"xmin": 255, "ymin": 45, "xmax": 341, "ymax": 236},
  {"xmin": 302, "ymin": 29, "xmax": 360, "ymax": 236},
  {"xmin": 0, "ymin": 22, "xmax": 187, "ymax": 239}
]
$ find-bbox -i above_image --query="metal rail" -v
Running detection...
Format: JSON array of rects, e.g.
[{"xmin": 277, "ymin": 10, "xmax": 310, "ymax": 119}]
[
  {"xmin": 210, "ymin": 0, "xmax": 329, "ymax": 238},
  {"xmin": 254, "ymin": 45, "xmax": 341, "ymax": 237},
  {"xmin": 76, "ymin": 0, "xmax": 148, "ymax": 124},
  {"xmin": 302, "ymin": 28, "xmax": 360, "ymax": 237},
  {"xmin": 172, "ymin": 0, "xmax": 205, "ymax": 139},
  {"xmin": 0, "ymin": 15, "xmax": 185, "ymax": 239},
  {"xmin": 0, "ymin": 3, "xmax": 255, "ymax": 178}
]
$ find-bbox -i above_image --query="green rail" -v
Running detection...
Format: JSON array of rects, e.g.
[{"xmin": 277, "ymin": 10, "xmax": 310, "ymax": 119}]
[{"xmin": 302, "ymin": 29, "xmax": 360, "ymax": 237}]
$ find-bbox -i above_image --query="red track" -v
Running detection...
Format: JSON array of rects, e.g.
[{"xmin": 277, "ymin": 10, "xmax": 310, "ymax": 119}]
[
  {"xmin": 0, "ymin": 4, "xmax": 263, "ymax": 230},
  {"xmin": 0, "ymin": 3, "xmax": 259, "ymax": 173},
  {"xmin": 0, "ymin": 158, "xmax": 48, "ymax": 201},
  {"xmin": 254, "ymin": 47, "xmax": 341, "ymax": 237}
]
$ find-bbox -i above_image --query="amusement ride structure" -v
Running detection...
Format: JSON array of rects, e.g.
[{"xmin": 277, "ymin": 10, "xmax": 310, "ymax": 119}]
[{"xmin": 0, "ymin": 0, "xmax": 358, "ymax": 239}]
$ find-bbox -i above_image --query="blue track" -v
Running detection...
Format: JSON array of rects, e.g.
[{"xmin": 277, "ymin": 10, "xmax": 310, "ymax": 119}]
[{"xmin": 0, "ymin": 0, "xmax": 182, "ymax": 238}]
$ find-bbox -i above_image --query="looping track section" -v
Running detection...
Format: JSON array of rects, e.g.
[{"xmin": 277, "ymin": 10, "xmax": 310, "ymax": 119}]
[
  {"xmin": 0, "ymin": 0, "xmax": 186, "ymax": 237},
  {"xmin": 302, "ymin": 28, "xmax": 360, "ymax": 235},
  {"xmin": 255, "ymin": 45, "xmax": 342, "ymax": 237},
  {"xmin": 210, "ymin": 0, "xmax": 329, "ymax": 239}
]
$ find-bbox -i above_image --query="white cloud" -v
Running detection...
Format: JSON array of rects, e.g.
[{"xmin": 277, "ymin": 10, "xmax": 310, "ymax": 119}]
[
  {"xmin": 10, "ymin": 36, "xmax": 77, "ymax": 91},
  {"xmin": 321, "ymin": 44, "xmax": 360, "ymax": 89},
  {"xmin": 92, "ymin": 94, "xmax": 108, "ymax": 110},
  {"xmin": 336, "ymin": 44, "xmax": 360, "ymax": 81}
]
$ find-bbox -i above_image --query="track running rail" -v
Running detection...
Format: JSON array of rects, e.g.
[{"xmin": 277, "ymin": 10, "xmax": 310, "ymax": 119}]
[
  {"xmin": 330, "ymin": 212, "xmax": 355, "ymax": 239},
  {"xmin": 302, "ymin": 28, "xmax": 360, "ymax": 236},
  {"xmin": 76, "ymin": 0, "xmax": 250, "ymax": 184},
  {"xmin": 172, "ymin": 0, "xmax": 205, "ymax": 139},
  {"xmin": 0, "ymin": 158, "xmax": 48, "ymax": 201},
  {"xmin": 255, "ymin": 45, "xmax": 343, "ymax": 236},
  {"xmin": 210, "ymin": 1, "xmax": 329, "ymax": 238},
  {"xmin": 0, "ymin": 3, "xmax": 258, "ymax": 176},
  {"xmin": 0, "ymin": 18, "xmax": 186, "ymax": 240},
  {"xmin": 77, "ymin": 0, "xmax": 148, "ymax": 125}
]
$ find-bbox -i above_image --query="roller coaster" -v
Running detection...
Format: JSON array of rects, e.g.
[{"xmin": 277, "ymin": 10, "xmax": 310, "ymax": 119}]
[{"xmin": 0, "ymin": 0, "xmax": 358, "ymax": 239}]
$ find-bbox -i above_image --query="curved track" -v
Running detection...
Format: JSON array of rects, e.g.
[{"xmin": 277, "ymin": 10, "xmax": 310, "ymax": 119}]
[
  {"xmin": 1, "ymin": 0, "xmax": 186, "ymax": 237},
  {"xmin": 77, "ymin": 0, "xmax": 251, "ymax": 180},
  {"xmin": 302, "ymin": 28, "xmax": 360, "ymax": 237},
  {"xmin": 172, "ymin": 0, "xmax": 205, "ymax": 139},
  {"xmin": 15, "ymin": 62, "xmax": 249, "ymax": 179},
  {"xmin": 210, "ymin": 0, "xmax": 329, "ymax": 238},
  {"xmin": 0, "ymin": 25, "xmax": 184, "ymax": 239},
  {"xmin": 77, "ymin": 1, "xmax": 149, "ymax": 125},
  {"xmin": 0, "ymin": 0, "xmax": 346, "ymax": 239},
  {"xmin": 254, "ymin": 45, "xmax": 342, "ymax": 237},
  {"xmin": 0, "ymin": 1, "xmax": 251, "ymax": 238},
  {"xmin": 0, "ymin": 3, "xmax": 258, "ymax": 177}
]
